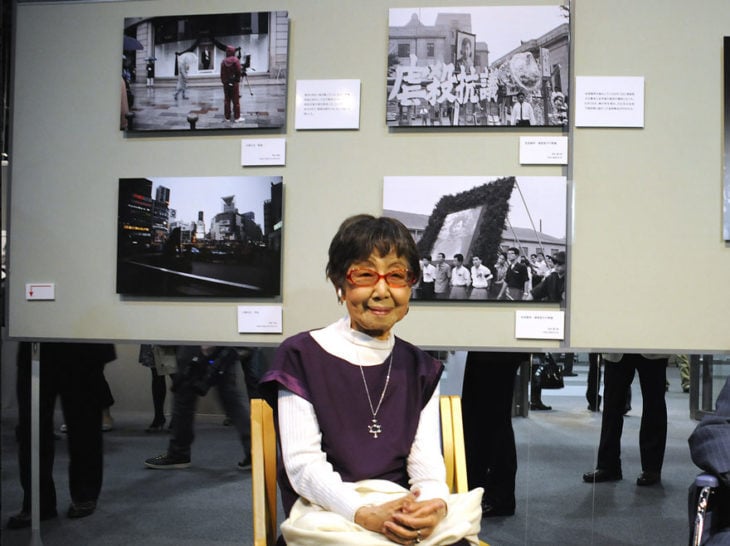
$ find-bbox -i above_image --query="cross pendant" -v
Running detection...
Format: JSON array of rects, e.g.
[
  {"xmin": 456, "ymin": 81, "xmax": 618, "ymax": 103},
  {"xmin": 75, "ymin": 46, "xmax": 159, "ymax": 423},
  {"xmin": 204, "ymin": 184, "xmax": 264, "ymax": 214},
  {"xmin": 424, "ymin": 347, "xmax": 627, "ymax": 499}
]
[{"xmin": 368, "ymin": 419, "xmax": 382, "ymax": 438}]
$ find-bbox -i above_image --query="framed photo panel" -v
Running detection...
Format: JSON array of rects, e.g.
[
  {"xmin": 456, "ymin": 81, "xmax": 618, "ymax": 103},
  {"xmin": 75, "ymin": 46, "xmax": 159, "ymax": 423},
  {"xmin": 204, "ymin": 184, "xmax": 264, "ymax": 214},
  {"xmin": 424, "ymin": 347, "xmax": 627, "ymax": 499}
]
[
  {"xmin": 387, "ymin": 5, "xmax": 570, "ymax": 127},
  {"xmin": 384, "ymin": 176, "xmax": 567, "ymax": 302},
  {"xmin": 122, "ymin": 11, "xmax": 289, "ymax": 132},
  {"xmin": 117, "ymin": 176, "xmax": 282, "ymax": 298}
]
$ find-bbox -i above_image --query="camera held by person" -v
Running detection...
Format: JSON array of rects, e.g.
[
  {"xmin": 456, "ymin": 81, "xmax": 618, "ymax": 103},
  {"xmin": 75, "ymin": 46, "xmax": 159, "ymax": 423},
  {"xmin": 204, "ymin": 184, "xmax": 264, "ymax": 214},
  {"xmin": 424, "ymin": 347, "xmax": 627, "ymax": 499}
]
[{"xmin": 174, "ymin": 346, "xmax": 237, "ymax": 396}]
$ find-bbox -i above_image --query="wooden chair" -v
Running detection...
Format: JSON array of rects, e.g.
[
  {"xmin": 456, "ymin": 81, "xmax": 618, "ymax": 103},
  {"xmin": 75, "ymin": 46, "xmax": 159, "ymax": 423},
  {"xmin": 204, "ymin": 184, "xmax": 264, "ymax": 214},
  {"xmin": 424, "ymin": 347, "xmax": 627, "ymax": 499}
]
[
  {"xmin": 251, "ymin": 395, "xmax": 488, "ymax": 546},
  {"xmin": 251, "ymin": 398, "xmax": 278, "ymax": 546},
  {"xmin": 440, "ymin": 395, "xmax": 489, "ymax": 546}
]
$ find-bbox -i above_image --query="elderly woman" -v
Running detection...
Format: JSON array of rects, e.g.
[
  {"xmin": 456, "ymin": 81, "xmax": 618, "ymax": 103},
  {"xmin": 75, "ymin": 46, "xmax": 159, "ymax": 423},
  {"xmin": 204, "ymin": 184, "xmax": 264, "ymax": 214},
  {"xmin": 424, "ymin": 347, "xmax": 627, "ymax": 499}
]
[{"xmin": 262, "ymin": 215, "xmax": 481, "ymax": 546}]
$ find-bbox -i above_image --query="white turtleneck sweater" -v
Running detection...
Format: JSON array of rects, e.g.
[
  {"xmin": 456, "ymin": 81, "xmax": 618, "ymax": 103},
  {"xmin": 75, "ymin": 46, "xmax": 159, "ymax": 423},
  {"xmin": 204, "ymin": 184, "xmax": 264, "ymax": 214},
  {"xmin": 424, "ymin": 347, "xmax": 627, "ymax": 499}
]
[{"xmin": 277, "ymin": 316, "xmax": 447, "ymax": 522}]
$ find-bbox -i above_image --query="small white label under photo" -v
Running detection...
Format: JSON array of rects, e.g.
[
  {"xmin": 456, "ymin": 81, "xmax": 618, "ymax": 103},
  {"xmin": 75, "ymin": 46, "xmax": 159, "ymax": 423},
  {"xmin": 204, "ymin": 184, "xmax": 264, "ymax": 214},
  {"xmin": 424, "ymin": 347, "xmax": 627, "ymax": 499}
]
[
  {"xmin": 26, "ymin": 283, "xmax": 55, "ymax": 300},
  {"xmin": 514, "ymin": 310, "xmax": 565, "ymax": 340},
  {"xmin": 241, "ymin": 138, "xmax": 286, "ymax": 166},
  {"xmin": 295, "ymin": 79, "xmax": 361, "ymax": 130},
  {"xmin": 519, "ymin": 136, "xmax": 568, "ymax": 165},
  {"xmin": 237, "ymin": 305, "xmax": 282, "ymax": 334}
]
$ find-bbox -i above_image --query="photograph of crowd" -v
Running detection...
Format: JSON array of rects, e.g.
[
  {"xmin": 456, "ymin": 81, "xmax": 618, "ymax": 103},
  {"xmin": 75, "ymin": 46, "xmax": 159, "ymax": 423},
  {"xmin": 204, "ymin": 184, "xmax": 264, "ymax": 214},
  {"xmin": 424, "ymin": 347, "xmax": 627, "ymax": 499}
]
[
  {"xmin": 121, "ymin": 11, "xmax": 289, "ymax": 132},
  {"xmin": 117, "ymin": 176, "xmax": 282, "ymax": 298},
  {"xmin": 386, "ymin": 5, "xmax": 569, "ymax": 127},
  {"xmin": 383, "ymin": 176, "xmax": 567, "ymax": 302}
]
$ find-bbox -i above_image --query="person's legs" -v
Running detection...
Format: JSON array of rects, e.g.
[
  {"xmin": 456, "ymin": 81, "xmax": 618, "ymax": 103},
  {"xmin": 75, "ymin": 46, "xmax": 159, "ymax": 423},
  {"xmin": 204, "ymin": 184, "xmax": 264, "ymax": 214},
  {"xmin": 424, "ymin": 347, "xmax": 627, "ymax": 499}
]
[
  {"xmin": 462, "ymin": 351, "xmax": 523, "ymax": 515},
  {"xmin": 240, "ymin": 348, "xmax": 266, "ymax": 400},
  {"xmin": 586, "ymin": 352, "xmax": 602, "ymax": 411},
  {"xmin": 60, "ymin": 358, "xmax": 104, "ymax": 507},
  {"xmin": 530, "ymin": 354, "xmax": 551, "ymax": 410},
  {"xmin": 635, "ymin": 356, "xmax": 668, "ymax": 476},
  {"xmin": 149, "ymin": 368, "xmax": 167, "ymax": 428},
  {"xmin": 594, "ymin": 360, "xmax": 635, "ymax": 474},
  {"xmin": 233, "ymin": 85, "xmax": 241, "ymax": 120},
  {"xmin": 166, "ymin": 380, "xmax": 198, "ymax": 460},
  {"xmin": 563, "ymin": 353, "xmax": 577, "ymax": 376},
  {"xmin": 223, "ymin": 86, "xmax": 232, "ymax": 120},
  {"xmin": 215, "ymin": 364, "xmax": 251, "ymax": 459},
  {"xmin": 676, "ymin": 354, "xmax": 690, "ymax": 392},
  {"xmin": 99, "ymin": 369, "xmax": 114, "ymax": 431}
]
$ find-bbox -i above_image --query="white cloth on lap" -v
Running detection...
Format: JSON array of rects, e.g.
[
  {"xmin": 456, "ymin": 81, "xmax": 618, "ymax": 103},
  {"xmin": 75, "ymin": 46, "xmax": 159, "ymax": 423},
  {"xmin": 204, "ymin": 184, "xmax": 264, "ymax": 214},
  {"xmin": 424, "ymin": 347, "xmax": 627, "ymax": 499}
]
[{"xmin": 281, "ymin": 479, "xmax": 483, "ymax": 546}]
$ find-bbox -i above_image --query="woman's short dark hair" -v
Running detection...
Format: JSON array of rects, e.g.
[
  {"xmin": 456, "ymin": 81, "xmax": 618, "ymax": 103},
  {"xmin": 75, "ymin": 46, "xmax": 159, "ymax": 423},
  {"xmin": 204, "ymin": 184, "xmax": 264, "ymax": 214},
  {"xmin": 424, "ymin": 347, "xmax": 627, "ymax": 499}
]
[{"xmin": 326, "ymin": 214, "xmax": 420, "ymax": 289}]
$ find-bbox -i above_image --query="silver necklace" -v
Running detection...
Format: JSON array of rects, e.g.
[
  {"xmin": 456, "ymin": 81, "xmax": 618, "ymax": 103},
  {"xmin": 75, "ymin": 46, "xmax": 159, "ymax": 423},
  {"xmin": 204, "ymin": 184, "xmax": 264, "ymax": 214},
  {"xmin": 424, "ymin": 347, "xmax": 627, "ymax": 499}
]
[{"xmin": 358, "ymin": 352, "xmax": 393, "ymax": 439}]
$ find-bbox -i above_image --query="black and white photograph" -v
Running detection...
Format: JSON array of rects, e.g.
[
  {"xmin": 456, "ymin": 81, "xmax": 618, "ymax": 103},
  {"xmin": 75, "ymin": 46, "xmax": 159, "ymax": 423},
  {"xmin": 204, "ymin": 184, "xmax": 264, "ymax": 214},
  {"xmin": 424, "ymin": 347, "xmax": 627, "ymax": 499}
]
[
  {"xmin": 386, "ymin": 5, "xmax": 570, "ymax": 127},
  {"xmin": 117, "ymin": 176, "xmax": 283, "ymax": 298},
  {"xmin": 722, "ymin": 36, "xmax": 730, "ymax": 238},
  {"xmin": 384, "ymin": 176, "xmax": 567, "ymax": 302},
  {"xmin": 122, "ymin": 11, "xmax": 289, "ymax": 132}
]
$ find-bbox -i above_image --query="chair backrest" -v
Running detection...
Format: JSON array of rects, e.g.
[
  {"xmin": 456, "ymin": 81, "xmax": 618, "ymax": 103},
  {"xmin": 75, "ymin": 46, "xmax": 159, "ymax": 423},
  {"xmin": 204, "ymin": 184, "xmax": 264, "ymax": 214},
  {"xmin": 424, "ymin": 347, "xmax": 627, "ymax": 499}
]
[
  {"xmin": 251, "ymin": 395, "xmax": 487, "ymax": 545},
  {"xmin": 440, "ymin": 394, "xmax": 470, "ymax": 494},
  {"xmin": 251, "ymin": 398, "xmax": 278, "ymax": 546}
]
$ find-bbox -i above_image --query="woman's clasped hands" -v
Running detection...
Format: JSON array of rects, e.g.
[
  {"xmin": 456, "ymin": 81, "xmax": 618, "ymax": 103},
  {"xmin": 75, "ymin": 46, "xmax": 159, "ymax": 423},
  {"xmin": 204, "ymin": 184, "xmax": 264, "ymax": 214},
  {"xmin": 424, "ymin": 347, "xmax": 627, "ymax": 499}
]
[{"xmin": 354, "ymin": 491, "xmax": 447, "ymax": 545}]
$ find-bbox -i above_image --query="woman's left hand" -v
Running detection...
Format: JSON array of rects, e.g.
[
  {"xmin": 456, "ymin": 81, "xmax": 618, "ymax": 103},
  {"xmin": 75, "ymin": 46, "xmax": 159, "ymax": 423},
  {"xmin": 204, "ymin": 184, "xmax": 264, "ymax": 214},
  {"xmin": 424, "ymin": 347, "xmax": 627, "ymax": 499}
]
[{"xmin": 382, "ymin": 497, "xmax": 447, "ymax": 544}]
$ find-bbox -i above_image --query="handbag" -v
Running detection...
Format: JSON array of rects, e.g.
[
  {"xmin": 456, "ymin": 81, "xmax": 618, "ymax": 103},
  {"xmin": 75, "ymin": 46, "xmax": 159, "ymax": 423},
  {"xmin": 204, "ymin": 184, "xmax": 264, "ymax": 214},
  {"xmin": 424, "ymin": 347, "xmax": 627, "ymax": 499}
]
[
  {"xmin": 152, "ymin": 345, "xmax": 178, "ymax": 376},
  {"xmin": 536, "ymin": 354, "xmax": 564, "ymax": 389}
]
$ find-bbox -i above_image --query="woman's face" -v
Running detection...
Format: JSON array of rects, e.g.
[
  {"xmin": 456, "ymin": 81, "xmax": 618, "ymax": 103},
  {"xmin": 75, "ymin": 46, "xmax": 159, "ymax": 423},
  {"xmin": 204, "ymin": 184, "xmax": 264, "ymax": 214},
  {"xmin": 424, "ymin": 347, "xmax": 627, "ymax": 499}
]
[{"xmin": 343, "ymin": 249, "xmax": 412, "ymax": 340}]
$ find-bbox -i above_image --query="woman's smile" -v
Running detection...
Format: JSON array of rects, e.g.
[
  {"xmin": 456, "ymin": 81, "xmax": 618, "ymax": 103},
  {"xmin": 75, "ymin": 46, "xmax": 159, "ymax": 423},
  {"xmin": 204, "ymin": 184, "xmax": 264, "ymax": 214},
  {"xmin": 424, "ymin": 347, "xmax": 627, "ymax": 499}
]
[{"xmin": 343, "ymin": 250, "xmax": 412, "ymax": 339}]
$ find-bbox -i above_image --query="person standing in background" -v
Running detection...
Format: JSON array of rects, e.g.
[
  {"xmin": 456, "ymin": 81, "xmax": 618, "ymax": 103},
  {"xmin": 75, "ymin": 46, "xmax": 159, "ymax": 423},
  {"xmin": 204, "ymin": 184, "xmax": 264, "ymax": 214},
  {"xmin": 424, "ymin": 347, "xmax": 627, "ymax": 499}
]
[
  {"xmin": 7, "ymin": 342, "xmax": 117, "ymax": 528},
  {"xmin": 469, "ymin": 255, "xmax": 492, "ymax": 300},
  {"xmin": 510, "ymin": 91, "xmax": 535, "ymax": 126},
  {"xmin": 583, "ymin": 353, "xmax": 669, "ymax": 486},
  {"xmin": 462, "ymin": 351, "xmax": 528, "ymax": 517},
  {"xmin": 174, "ymin": 51, "xmax": 195, "ymax": 100},
  {"xmin": 220, "ymin": 45, "xmax": 243, "ymax": 123},
  {"xmin": 449, "ymin": 253, "xmax": 471, "ymax": 299},
  {"xmin": 418, "ymin": 255, "xmax": 436, "ymax": 300},
  {"xmin": 433, "ymin": 252, "xmax": 451, "ymax": 299}
]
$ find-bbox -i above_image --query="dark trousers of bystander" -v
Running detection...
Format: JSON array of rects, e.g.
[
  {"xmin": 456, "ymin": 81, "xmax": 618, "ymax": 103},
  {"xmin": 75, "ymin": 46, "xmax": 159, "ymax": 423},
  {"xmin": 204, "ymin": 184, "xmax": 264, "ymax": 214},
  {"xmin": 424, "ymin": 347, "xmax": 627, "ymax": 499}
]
[
  {"xmin": 597, "ymin": 354, "xmax": 668, "ymax": 474},
  {"xmin": 167, "ymin": 348, "xmax": 251, "ymax": 461},
  {"xmin": 462, "ymin": 351, "xmax": 528, "ymax": 515},
  {"xmin": 15, "ymin": 342, "xmax": 114, "ymax": 515}
]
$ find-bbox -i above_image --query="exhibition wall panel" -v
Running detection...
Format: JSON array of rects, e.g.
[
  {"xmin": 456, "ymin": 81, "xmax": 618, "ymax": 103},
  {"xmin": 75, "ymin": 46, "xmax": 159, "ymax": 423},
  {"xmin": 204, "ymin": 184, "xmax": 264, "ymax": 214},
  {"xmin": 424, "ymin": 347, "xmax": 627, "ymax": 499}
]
[{"xmin": 7, "ymin": 0, "xmax": 730, "ymax": 352}]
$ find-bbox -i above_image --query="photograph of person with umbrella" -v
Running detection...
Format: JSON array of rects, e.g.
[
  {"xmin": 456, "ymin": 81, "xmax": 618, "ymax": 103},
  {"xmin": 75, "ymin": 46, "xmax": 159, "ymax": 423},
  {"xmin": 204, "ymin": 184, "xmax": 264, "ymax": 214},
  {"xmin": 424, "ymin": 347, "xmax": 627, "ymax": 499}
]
[{"xmin": 120, "ymin": 11, "xmax": 289, "ymax": 132}]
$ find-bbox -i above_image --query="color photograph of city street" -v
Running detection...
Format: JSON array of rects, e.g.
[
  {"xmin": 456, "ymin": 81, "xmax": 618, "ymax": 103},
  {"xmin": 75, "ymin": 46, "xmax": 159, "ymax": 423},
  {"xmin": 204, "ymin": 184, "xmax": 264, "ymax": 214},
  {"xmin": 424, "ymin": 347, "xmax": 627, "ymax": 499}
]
[{"xmin": 117, "ymin": 176, "xmax": 282, "ymax": 298}]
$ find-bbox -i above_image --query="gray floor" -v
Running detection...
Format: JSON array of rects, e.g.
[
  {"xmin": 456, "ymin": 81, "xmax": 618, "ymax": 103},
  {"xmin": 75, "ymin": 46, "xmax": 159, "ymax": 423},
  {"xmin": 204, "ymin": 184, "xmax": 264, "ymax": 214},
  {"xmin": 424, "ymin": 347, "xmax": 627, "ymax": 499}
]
[{"xmin": 0, "ymin": 364, "xmax": 707, "ymax": 545}]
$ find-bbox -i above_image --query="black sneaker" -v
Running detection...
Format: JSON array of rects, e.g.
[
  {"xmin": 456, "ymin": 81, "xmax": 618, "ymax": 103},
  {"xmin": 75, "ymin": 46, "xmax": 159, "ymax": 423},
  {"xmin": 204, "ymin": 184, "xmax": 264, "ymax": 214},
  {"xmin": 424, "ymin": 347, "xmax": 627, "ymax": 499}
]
[
  {"xmin": 144, "ymin": 453, "xmax": 191, "ymax": 469},
  {"xmin": 237, "ymin": 455, "xmax": 252, "ymax": 470}
]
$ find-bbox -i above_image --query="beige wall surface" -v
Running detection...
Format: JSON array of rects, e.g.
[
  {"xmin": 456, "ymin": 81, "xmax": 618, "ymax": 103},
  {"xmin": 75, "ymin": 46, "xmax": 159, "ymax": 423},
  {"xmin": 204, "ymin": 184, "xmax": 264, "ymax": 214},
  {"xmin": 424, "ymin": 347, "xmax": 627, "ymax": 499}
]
[{"xmin": 7, "ymin": 0, "xmax": 730, "ymax": 352}]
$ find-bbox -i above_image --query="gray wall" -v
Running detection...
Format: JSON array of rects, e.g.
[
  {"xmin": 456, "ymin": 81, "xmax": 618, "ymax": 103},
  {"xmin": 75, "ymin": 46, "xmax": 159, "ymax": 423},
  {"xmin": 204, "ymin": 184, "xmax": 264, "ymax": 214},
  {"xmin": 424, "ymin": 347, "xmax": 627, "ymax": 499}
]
[{"xmin": 6, "ymin": 0, "xmax": 730, "ymax": 354}]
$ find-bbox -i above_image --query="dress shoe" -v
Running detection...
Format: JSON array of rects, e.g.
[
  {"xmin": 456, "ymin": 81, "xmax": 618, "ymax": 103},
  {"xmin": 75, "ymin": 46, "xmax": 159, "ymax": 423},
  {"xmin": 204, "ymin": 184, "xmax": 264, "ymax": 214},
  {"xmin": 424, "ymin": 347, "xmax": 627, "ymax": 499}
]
[
  {"xmin": 582, "ymin": 468, "xmax": 622, "ymax": 483},
  {"xmin": 481, "ymin": 500, "xmax": 515, "ymax": 518},
  {"xmin": 636, "ymin": 471, "xmax": 661, "ymax": 486},
  {"xmin": 530, "ymin": 401, "xmax": 552, "ymax": 411},
  {"xmin": 67, "ymin": 500, "xmax": 97, "ymax": 519},
  {"xmin": 6, "ymin": 509, "xmax": 57, "ymax": 529}
]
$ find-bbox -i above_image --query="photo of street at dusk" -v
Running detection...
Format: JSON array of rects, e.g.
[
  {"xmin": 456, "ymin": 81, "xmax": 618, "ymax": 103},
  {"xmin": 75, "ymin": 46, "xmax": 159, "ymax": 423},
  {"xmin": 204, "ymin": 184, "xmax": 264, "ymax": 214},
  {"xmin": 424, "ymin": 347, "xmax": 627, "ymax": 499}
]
[{"xmin": 117, "ymin": 176, "xmax": 282, "ymax": 297}]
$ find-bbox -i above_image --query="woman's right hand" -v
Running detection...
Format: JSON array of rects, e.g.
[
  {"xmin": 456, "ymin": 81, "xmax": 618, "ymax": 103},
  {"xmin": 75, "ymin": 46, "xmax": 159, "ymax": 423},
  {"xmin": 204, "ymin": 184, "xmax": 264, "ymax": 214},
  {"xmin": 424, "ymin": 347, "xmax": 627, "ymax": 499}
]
[{"xmin": 354, "ymin": 494, "xmax": 417, "ymax": 544}]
